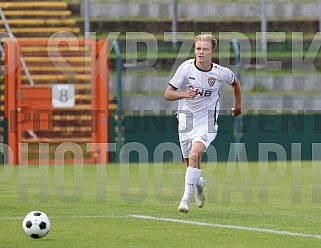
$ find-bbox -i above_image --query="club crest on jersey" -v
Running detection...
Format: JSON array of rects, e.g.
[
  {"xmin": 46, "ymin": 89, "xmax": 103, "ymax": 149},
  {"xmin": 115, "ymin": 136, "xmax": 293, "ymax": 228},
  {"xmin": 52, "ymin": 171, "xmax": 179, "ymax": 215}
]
[{"xmin": 208, "ymin": 77, "xmax": 216, "ymax": 86}]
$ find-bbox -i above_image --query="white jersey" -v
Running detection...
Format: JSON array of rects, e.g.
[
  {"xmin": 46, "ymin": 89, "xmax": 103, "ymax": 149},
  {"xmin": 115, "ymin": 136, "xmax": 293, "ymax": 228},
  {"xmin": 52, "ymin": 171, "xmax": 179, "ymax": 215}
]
[{"xmin": 169, "ymin": 59, "xmax": 235, "ymax": 133}]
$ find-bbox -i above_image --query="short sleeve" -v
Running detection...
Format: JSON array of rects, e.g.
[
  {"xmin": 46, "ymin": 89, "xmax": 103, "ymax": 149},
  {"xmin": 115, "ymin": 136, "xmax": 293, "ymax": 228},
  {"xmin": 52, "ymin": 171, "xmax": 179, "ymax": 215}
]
[
  {"xmin": 223, "ymin": 67, "xmax": 235, "ymax": 85},
  {"xmin": 169, "ymin": 62, "xmax": 187, "ymax": 90}
]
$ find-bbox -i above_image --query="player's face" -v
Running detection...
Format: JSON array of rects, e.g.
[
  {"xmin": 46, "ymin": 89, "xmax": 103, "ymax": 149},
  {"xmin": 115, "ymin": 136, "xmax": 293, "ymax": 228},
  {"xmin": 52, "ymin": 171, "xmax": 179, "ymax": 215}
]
[{"xmin": 194, "ymin": 40, "xmax": 214, "ymax": 65}]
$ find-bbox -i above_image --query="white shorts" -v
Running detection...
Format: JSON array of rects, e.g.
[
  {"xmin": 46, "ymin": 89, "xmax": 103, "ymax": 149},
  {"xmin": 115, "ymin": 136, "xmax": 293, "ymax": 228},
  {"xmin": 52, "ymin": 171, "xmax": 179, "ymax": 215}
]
[{"xmin": 179, "ymin": 129, "xmax": 217, "ymax": 158}]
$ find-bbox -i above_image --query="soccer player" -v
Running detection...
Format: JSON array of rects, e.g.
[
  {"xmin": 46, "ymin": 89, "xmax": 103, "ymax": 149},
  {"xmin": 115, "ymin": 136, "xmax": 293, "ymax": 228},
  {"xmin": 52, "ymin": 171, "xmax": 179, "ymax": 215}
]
[{"xmin": 164, "ymin": 34, "xmax": 242, "ymax": 213}]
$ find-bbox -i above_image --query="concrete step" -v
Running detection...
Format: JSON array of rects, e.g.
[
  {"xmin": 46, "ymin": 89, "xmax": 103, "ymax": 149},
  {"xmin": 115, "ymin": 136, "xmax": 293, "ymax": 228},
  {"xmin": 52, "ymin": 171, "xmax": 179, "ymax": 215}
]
[
  {"xmin": 23, "ymin": 66, "xmax": 90, "ymax": 73},
  {"xmin": 3, "ymin": 10, "xmax": 72, "ymax": 18},
  {"xmin": 0, "ymin": 27, "xmax": 80, "ymax": 35},
  {"xmin": 23, "ymin": 56, "xmax": 91, "ymax": 63},
  {"xmin": 21, "ymin": 74, "xmax": 91, "ymax": 83},
  {"xmin": 0, "ymin": 2, "xmax": 67, "ymax": 9},
  {"xmin": 0, "ymin": 19, "xmax": 76, "ymax": 27},
  {"xmin": 2, "ymin": 0, "xmax": 61, "ymax": 2},
  {"xmin": 20, "ymin": 45, "xmax": 87, "ymax": 53}
]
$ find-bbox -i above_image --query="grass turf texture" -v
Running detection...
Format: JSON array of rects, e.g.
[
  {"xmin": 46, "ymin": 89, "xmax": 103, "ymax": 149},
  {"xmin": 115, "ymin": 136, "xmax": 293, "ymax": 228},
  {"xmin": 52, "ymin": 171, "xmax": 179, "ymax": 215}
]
[{"xmin": 0, "ymin": 161, "xmax": 321, "ymax": 247}]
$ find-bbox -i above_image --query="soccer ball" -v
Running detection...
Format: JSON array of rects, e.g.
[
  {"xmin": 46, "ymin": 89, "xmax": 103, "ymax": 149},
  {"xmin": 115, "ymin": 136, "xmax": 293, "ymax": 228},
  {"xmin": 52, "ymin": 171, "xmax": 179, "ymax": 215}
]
[{"xmin": 22, "ymin": 211, "xmax": 51, "ymax": 239}]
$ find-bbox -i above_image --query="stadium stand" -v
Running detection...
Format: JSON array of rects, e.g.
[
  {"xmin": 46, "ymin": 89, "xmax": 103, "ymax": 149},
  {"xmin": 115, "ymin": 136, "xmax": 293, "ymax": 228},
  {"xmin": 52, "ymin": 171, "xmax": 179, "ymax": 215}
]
[
  {"xmin": 0, "ymin": 1, "xmax": 79, "ymax": 37},
  {"xmin": 0, "ymin": 1, "xmax": 111, "ymax": 163}
]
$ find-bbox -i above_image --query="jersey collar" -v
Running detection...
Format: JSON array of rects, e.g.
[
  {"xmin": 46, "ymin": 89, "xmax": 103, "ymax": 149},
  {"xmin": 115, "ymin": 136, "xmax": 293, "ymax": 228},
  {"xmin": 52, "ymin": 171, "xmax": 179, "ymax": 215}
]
[{"xmin": 194, "ymin": 59, "xmax": 213, "ymax": 72}]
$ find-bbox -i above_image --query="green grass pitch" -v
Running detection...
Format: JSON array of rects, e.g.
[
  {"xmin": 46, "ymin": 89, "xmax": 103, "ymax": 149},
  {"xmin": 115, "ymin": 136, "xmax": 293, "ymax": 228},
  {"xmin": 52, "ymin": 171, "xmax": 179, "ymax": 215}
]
[{"xmin": 0, "ymin": 161, "xmax": 321, "ymax": 247}]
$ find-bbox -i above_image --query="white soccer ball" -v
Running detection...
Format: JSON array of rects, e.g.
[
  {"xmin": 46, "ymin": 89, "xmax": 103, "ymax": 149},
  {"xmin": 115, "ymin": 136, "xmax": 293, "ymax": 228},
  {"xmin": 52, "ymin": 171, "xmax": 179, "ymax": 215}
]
[{"xmin": 22, "ymin": 211, "xmax": 51, "ymax": 239}]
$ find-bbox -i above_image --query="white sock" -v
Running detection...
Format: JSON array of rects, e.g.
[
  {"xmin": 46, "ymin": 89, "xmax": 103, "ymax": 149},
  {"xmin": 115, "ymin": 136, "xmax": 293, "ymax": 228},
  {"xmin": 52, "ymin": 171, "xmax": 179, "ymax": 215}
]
[
  {"xmin": 182, "ymin": 167, "xmax": 201, "ymax": 203},
  {"xmin": 196, "ymin": 177, "xmax": 203, "ymax": 186}
]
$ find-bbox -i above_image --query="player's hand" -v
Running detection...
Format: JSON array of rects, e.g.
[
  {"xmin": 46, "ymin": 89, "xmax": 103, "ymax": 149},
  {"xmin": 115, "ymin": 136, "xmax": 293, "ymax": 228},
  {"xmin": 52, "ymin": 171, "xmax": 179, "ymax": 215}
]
[
  {"xmin": 185, "ymin": 88, "xmax": 198, "ymax": 99},
  {"xmin": 231, "ymin": 107, "xmax": 242, "ymax": 117}
]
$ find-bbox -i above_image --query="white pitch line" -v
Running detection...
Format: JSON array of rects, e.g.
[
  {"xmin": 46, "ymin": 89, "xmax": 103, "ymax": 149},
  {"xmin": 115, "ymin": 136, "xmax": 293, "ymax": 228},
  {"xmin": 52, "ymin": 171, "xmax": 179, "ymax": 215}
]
[
  {"xmin": 0, "ymin": 215, "xmax": 126, "ymax": 221},
  {"xmin": 129, "ymin": 214, "xmax": 321, "ymax": 240},
  {"xmin": 3, "ymin": 213, "xmax": 321, "ymax": 240},
  {"xmin": 52, "ymin": 215, "xmax": 127, "ymax": 219},
  {"xmin": 0, "ymin": 216, "xmax": 22, "ymax": 220}
]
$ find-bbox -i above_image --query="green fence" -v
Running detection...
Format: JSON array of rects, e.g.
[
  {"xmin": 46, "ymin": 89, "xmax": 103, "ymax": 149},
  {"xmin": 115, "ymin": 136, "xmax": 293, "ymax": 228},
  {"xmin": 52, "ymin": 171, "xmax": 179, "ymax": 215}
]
[
  {"xmin": 0, "ymin": 117, "xmax": 7, "ymax": 164},
  {"xmin": 109, "ymin": 113, "xmax": 321, "ymax": 163}
]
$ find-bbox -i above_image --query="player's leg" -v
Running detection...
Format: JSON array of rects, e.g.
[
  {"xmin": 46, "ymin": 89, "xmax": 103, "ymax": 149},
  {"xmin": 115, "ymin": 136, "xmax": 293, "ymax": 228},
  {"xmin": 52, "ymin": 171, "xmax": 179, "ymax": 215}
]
[
  {"xmin": 189, "ymin": 142, "xmax": 206, "ymax": 208},
  {"xmin": 188, "ymin": 141, "xmax": 206, "ymax": 168},
  {"xmin": 178, "ymin": 139, "xmax": 192, "ymax": 213},
  {"xmin": 195, "ymin": 176, "xmax": 206, "ymax": 208},
  {"xmin": 192, "ymin": 132, "xmax": 217, "ymax": 208},
  {"xmin": 178, "ymin": 142, "xmax": 206, "ymax": 213},
  {"xmin": 184, "ymin": 158, "xmax": 189, "ymax": 168}
]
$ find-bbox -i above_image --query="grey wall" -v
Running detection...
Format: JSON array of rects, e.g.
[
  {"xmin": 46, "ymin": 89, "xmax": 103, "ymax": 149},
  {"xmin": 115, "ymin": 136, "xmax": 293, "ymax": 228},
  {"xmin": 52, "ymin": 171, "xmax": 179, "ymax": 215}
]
[
  {"xmin": 110, "ymin": 74, "xmax": 321, "ymax": 93},
  {"xmin": 85, "ymin": 3, "xmax": 319, "ymax": 19},
  {"xmin": 110, "ymin": 74, "xmax": 321, "ymax": 112},
  {"xmin": 122, "ymin": 95, "xmax": 321, "ymax": 114}
]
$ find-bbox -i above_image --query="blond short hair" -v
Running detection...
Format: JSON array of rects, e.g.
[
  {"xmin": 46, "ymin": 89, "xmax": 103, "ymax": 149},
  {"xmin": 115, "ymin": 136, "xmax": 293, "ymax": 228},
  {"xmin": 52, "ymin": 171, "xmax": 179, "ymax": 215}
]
[{"xmin": 194, "ymin": 34, "xmax": 217, "ymax": 50}]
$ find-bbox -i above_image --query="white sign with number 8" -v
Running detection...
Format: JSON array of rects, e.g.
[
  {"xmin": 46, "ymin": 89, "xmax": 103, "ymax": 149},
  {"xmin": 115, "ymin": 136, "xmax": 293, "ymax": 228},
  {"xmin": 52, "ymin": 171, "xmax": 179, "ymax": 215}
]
[{"xmin": 52, "ymin": 84, "xmax": 75, "ymax": 108}]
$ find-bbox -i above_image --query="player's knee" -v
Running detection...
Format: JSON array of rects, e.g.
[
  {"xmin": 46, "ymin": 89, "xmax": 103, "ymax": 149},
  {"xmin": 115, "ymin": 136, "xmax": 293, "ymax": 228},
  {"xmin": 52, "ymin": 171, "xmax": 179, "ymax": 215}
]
[{"xmin": 189, "ymin": 152, "xmax": 199, "ymax": 165}]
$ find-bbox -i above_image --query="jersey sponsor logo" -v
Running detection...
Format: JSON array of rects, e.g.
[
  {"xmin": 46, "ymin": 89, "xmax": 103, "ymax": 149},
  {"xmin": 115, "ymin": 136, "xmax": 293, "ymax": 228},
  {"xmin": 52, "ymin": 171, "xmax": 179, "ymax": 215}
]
[
  {"xmin": 189, "ymin": 85, "xmax": 212, "ymax": 97},
  {"xmin": 208, "ymin": 77, "xmax": 216, "ymax": 86}
]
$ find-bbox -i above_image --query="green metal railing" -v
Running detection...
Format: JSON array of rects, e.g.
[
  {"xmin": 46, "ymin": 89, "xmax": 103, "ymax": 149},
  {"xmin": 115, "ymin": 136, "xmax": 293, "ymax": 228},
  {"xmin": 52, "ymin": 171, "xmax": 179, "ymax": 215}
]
[
  {"xmin": 1, "ymin": 118, "xmax": 8, "ymax": 164},
  {"xmin": 231, "ymin": 39, "xmax": 243, "ymax": 155},
  {"xmin": 113, "ymin": 40, "xmax": 123, "ymax": 161}
]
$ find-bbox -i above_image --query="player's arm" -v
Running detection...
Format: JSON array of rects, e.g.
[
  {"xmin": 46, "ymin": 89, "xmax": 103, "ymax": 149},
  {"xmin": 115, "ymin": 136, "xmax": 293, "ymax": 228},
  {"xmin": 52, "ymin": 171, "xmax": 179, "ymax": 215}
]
[
  {"xmin": 164, "ymin": 84, "xmax": 197, "ymax": 101},
  {"xmin": 231, "ymin": 77, "xmax": 242, "ymax": 117}
]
